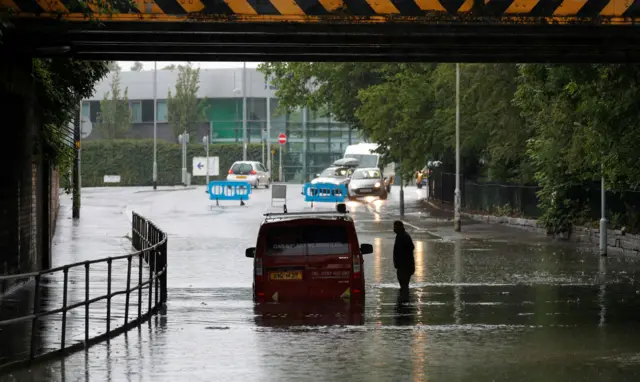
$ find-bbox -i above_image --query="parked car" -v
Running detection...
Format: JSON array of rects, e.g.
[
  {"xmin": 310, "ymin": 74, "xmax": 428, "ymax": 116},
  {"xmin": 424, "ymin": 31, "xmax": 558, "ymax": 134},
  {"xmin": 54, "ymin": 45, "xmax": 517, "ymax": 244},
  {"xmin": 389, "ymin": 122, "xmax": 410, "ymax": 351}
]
[
  {"xmin": 227, "ymin": 161, "xmax": 270, "ymax": 188},
  {"xmin": 310, "ymin": 166, "xmax": 354, "ymax": 186},
  {"xmin": 348, "ymin": 167, "xmax": 388, "ymax": 200},
  {"xmin": 245, "ymin": 204, "xmax": 373, "ymax": 303}
]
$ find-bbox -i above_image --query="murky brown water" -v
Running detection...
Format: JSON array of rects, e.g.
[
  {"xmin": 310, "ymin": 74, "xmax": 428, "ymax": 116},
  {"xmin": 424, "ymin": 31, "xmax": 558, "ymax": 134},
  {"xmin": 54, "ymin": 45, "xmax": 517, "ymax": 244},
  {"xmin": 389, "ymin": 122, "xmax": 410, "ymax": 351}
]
[{"xmin": 2, "ymin": 186, "xmax": 640, "ymax": 381}]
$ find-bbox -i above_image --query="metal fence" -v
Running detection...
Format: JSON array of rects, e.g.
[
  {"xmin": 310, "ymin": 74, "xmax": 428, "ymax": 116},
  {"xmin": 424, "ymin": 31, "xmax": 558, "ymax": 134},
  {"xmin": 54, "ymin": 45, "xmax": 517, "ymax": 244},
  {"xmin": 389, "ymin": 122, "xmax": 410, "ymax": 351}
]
[
  {"xmin": 429, "ymin": 171, "xmax": 542, "ymax": 218},
  {"xmin": 0, "ymin": 212, "xmax": 167, "ymax": 373},
  {"xmin": 429, "ymin": 171, "xmax": 640, "ymax": 226}
]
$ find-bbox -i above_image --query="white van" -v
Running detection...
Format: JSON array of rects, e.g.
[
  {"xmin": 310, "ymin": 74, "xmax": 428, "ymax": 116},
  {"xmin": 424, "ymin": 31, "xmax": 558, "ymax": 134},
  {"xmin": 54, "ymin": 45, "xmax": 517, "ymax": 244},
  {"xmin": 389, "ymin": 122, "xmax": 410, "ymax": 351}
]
[{"xmin": 343, "ymin": 143, "xmax": 395, "ymax": 192}]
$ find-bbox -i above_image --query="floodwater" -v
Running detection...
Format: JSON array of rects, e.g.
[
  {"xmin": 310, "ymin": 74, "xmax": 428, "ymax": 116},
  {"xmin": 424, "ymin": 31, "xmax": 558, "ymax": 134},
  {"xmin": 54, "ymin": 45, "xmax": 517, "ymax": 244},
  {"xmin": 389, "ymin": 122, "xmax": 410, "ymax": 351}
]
[{"xmin": 2, "ymin": 185, "xmax": 640, "ymax": 381}]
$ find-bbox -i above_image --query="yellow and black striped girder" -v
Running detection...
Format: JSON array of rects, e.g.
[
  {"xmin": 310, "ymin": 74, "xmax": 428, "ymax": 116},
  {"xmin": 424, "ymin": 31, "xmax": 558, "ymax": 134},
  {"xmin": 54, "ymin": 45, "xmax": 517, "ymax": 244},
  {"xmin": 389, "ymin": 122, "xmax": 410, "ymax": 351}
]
[{"xmin": 1, "ymin": 0, "xmax": 639, "ymax": 23}]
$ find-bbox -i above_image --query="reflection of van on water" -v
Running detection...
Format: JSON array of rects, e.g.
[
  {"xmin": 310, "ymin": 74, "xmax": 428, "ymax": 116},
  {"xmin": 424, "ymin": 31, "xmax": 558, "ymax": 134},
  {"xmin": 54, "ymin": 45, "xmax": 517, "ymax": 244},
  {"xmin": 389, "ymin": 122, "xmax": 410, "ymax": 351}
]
[{"xmin": 344, "ymin": 143, "xmax": 395, "ymax": 192}]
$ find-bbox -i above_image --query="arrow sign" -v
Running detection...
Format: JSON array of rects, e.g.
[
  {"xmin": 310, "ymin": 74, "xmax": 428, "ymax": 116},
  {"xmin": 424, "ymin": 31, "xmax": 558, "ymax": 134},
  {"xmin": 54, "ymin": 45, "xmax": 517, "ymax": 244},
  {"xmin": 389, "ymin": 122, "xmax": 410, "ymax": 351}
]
[{"xmin": 197, "ymin": 162, "xmax": 204, "ymax": 170}]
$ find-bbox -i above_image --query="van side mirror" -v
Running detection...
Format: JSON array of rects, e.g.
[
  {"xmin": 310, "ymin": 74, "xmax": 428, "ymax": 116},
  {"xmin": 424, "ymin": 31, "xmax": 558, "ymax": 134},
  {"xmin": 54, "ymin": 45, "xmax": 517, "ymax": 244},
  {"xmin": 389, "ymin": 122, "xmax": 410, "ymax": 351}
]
[
  {"xmin": 315, "ymin": 173, "xmax": 320, "ymax": 178},
  {"xmin": 360, "ymin": 244, "xmax": 373, "ymax": 255},
  {"xmin": 245, "ymin": 247, "xmax": 255, "ymax": 258}
]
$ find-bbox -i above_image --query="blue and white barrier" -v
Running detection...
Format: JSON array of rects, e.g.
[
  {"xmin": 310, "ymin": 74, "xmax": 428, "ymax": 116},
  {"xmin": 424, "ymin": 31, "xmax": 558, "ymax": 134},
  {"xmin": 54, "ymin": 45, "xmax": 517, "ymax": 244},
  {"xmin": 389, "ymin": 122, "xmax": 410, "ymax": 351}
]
[
  {"xmin": 208, "ymin": 181, "xmax": 252, "ymax": 206},
  {"xmin": 302, "ymin": 183, "xmax": 347, "ymax": 203}
]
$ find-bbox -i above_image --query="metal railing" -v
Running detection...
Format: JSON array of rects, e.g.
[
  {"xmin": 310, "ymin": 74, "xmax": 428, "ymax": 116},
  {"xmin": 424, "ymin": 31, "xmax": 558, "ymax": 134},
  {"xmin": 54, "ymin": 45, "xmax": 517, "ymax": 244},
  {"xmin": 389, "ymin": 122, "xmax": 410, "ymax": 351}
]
[{"xmin": 0, "ymin": 212, "xmax": 167, "ymax": 373}]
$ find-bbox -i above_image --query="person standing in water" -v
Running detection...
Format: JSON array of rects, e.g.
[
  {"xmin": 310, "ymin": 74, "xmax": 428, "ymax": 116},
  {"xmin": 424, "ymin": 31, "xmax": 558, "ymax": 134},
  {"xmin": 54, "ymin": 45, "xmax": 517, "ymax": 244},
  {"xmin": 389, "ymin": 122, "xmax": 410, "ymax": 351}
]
[{"xmin": 393, "ymin": 221, "xmax": 415, "ymax": 292}]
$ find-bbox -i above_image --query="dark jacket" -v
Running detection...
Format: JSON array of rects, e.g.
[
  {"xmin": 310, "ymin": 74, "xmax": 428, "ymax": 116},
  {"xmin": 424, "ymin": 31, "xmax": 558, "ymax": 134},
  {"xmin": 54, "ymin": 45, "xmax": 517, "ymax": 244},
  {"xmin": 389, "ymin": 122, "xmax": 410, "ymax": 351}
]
[{"xmin": 393, "ymin": 231, "xmax": 415, "ymax": 271}]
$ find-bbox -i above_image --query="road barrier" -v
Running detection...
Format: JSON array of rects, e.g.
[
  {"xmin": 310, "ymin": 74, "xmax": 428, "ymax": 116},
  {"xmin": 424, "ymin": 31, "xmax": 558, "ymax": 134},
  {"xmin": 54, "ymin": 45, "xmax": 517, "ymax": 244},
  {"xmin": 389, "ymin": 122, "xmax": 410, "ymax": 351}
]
[
  {"xmin": 208, "ymin": 181, "xmax": 252, "ymax": 206},
  {"xmin": 303, "ymin": 183, "xmax": 348, "ymax": 205},
  {"xmin": 0, "ymin": 212, "xmax": 167, "ymax": 373}
]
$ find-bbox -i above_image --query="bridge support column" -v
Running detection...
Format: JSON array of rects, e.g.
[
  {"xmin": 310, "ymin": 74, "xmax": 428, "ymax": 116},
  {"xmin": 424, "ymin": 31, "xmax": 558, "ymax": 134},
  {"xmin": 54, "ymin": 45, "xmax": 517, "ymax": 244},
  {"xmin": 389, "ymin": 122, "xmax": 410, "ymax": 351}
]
[{"xmin": 0, "ymin": 56, "xmax": 40, "ymax": 279}]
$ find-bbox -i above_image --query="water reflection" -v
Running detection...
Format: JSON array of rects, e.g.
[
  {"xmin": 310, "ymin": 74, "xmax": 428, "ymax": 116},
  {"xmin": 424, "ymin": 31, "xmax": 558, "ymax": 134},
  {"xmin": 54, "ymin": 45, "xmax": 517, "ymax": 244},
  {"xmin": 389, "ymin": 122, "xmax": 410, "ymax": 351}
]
[
  {"xmin": 453, "ymin": 240, "xmax": 462, "ymax": 325},
  {"xmin": 253, "ymin": 300, "xmax": 365, "ymax": 327},
  {"xmin": 393, "ymin": 290, "xmax": 416, "ymax": 326},
  {"xmin": 374, "ymin": 238, "xmax": 382, "ymax": 285},
  {"xmin": 598, "ymin": 256, "xmax": 607, "ymax": 328}
]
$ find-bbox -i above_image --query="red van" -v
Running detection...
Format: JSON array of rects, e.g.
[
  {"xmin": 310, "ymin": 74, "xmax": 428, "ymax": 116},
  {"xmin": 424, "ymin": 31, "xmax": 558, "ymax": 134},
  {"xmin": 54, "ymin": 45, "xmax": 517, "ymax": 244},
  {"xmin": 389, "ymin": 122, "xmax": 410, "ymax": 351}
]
[{"xmin": 245, "ymin": 207, "xmax": 373, "ymax": 303}]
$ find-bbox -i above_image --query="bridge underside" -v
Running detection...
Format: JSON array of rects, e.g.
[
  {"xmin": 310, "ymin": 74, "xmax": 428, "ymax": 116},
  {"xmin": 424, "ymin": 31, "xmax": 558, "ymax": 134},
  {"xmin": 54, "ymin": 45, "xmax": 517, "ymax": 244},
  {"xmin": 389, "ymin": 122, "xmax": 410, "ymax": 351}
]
[{"xmin": 3, "ymin": 19, "xmax": 640, "ymax": 62}]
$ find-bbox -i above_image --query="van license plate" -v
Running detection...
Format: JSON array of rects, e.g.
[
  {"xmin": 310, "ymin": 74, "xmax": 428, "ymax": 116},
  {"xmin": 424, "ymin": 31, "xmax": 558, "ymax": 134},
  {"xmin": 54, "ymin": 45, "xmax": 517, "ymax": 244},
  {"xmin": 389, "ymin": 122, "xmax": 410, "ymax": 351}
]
[
  {"xmin": 236, "ymin": 175, "xmax": 247, "ymax": 179},
  {"xmin": 360, "ymin": 188, "xmax": 372, "ymax": 193},
  {"xmin": 269, "ymin": 271, "xmax": 303, "ymax": 281}
]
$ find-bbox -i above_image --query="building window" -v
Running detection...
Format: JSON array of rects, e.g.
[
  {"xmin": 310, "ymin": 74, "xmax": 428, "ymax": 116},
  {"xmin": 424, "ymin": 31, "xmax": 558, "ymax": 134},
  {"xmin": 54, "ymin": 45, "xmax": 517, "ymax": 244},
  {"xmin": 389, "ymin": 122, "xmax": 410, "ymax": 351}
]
[
  {"xmin": 130, "ymin": 101, "xmax": 142, "ymax": 123},
  {"xmin": 157, "ymin": 101, "xmax": 168, "ymax": 122},
  {"xmin": 81, "ymin": 102, "xmax": 90, "ymax": 119}
]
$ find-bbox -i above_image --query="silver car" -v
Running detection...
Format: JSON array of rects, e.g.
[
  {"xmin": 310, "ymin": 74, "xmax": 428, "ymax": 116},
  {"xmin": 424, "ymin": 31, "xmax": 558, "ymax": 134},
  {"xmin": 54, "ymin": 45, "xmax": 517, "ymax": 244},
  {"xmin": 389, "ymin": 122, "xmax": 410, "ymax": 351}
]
[
  {"xmin": 227, "ymin": 161, "xmax": 270, "ymax": 188},
  {"xmin": 348, "ymin": 167, "xmax": 387, "ymax": 200}
]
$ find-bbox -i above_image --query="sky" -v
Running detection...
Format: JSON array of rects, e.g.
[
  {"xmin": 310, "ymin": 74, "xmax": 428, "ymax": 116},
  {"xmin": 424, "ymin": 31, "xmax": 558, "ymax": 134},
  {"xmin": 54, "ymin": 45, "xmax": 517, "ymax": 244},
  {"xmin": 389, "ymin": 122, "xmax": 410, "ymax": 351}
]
[{"xmin": 117, "ymin": 61, "xmax": 262, "ymax": 71}]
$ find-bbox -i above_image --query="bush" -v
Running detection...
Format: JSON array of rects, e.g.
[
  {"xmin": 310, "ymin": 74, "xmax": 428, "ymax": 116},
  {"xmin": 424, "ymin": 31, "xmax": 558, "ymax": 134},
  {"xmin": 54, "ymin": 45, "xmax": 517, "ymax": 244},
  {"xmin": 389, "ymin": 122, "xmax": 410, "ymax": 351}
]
[{"xmin": 81, "ymin": 140, "xmax": 280, "ymax": 187}]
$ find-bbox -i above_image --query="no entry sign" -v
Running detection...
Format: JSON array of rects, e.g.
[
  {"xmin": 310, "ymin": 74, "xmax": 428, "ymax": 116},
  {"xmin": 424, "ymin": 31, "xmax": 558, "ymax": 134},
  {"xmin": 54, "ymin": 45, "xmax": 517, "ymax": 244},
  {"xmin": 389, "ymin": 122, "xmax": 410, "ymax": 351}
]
[{"xmin": 278, "ymin": 133, "xmax": 287, "ymax": 145}]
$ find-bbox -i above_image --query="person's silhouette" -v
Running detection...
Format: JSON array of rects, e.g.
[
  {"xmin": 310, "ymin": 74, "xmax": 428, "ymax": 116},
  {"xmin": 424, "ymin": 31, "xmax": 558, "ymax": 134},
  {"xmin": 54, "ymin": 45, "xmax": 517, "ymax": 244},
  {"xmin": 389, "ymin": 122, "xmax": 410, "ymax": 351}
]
[{"xmin": 393, "ymin": 221, "xmax": 415, "ymax": 292}]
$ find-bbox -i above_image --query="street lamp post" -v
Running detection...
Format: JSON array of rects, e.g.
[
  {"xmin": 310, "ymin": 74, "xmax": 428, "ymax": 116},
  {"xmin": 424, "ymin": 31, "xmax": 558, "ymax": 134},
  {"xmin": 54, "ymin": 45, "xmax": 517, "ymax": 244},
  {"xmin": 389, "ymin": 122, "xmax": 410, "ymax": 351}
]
[
  {"xmin": 242, "ymin": 62, "xmax": 247, "ymax": 161},
  {"xmin": 266, "ymin": 85, "xmax": 272, "ymax": 176},
  {"xmin": 600, "ymin": 162, "xmax": 607, "ymax": 256},
  {"xmin": 153, "ymin": 61, "xmax": 158, "ymax": 190},
  {"xmin": 454, "ymin": 63, "xmax": 462, "ymax": 232},
  {"xmin": 203, "ymin": 135, "xmax": 210, "ymax": 187}
]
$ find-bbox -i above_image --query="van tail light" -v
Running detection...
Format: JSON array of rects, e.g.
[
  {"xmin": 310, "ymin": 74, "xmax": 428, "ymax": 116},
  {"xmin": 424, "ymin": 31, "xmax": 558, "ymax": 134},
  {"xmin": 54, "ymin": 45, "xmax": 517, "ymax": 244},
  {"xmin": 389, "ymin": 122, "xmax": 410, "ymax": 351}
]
[
  {"xmin": 353, "ymin": 254, "xmax": 361, "ymax": 279},
  {"xmin": 255, "ymin": 257, "xmax": 263, "ymax": 280},
  {"xmin": 228, "ymin": 169, "xmax": 234, "ymax": 174},
  {"xmin": 250, "ymin": 170, "xmax": 257, "ymax": 175}
]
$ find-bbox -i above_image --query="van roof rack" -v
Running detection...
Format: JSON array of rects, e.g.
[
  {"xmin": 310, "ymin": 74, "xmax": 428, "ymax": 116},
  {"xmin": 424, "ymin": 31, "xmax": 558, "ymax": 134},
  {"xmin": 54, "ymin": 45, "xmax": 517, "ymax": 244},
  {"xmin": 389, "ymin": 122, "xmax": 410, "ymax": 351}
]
[{"xmin": 263, "ymin": 203, "xmax": 351, "ymax": 222}]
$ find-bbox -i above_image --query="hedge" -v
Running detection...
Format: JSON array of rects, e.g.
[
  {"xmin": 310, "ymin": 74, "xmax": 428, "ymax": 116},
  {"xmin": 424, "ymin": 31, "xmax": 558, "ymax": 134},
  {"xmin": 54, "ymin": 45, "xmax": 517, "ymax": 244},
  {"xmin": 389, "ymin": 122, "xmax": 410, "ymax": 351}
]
[{"xmin": 81, "ymin": 139, "xmax": 281, "ymax": 187}]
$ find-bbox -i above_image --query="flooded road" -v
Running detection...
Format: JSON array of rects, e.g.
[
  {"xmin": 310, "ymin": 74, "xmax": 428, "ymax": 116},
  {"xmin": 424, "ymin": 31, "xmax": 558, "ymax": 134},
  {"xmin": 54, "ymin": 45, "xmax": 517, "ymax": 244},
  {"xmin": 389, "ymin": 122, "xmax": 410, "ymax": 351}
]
[{"xmin": 3, "ymin": 185, "xmax": 640, "ymax": 381}]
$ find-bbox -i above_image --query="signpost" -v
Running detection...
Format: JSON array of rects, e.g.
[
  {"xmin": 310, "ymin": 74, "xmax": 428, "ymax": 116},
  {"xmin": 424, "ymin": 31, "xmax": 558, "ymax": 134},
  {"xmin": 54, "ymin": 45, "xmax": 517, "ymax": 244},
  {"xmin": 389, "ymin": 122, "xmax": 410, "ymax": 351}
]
[
  {"xmin": 278, "ymin": 133, "xmax": 286, "ymax": 182},
  {"xmin": 192, "ymin": 157, "xmax": 220, "ymax": 177}
]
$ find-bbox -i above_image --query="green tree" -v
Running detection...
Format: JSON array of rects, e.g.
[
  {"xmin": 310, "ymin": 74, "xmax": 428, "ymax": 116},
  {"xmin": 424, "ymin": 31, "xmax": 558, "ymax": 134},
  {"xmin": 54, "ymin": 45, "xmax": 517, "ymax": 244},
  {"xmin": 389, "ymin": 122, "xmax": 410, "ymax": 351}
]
[
  {"xmin": 515, "ymin": 64, "xmax": 640, "ymax": 233},
  {"xmin": 107, "ymin": 61, "xmax": 121, "ymax": 72},
  {"xmin": 33, "ymin": 59, "xmax": 111, "ymax": 168},
  {"xmin": 167, "ymin": 63, "xmax": 207, "ymax": 140},
  {"xmin": 97, "ymin": 67, "xmax": 131, "ymax": 139},
  {"xmin": 130, "ymin": 61, "xmax": 144, "ymax": 71},
  {"xmin": 162, "ymin": 64, "xmax": 177, "ymax": 71}
]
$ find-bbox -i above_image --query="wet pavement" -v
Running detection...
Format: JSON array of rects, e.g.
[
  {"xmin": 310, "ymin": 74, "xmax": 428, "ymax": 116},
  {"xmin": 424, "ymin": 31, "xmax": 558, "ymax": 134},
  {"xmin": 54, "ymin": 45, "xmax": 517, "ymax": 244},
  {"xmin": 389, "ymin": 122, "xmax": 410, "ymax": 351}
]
[{"xmin": 3, "ymin": 184, "xmax": 640, "ymax": 381}]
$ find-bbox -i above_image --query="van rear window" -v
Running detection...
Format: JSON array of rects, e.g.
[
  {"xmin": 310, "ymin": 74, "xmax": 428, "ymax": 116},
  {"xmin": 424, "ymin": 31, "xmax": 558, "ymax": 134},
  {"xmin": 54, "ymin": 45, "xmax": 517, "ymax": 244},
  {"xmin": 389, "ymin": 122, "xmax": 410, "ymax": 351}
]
[{"xmin": 265, "ymin": 225, "xmax": 350, "ymax": 256}]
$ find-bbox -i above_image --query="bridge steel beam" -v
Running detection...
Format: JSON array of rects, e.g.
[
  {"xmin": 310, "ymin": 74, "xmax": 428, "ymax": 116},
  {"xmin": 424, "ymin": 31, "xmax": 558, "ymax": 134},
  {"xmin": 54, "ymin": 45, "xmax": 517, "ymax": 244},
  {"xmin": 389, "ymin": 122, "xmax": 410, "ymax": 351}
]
[{"xmin": 3, "ymin": 1, "xmax": 640, "ymax": 61}]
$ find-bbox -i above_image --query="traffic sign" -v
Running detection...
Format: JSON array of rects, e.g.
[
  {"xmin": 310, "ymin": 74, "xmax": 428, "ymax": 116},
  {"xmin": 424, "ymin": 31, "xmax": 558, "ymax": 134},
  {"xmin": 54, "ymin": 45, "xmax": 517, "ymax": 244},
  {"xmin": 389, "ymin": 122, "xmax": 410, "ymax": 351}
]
[
  {"xmin": 192, "ymin": 156, "xmax": 220, "ymax": 176},
  {"xmin": 278, "ymin": 133, "xmax": 287, "ymax": 145}
]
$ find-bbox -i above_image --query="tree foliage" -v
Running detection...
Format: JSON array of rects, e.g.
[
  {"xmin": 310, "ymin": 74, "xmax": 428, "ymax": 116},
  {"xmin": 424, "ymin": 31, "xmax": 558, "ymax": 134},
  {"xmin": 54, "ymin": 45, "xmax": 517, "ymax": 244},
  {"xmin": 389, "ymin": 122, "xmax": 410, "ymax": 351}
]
[
  {"xmin": 261, "ymin": 61, "xmax": 640, "ymax": 232},
  {"xmin": 32, "ymin": 58, "xmax": 110, "ymax": 170},
  {"xmin": 130, "ymin": 61, "xmax": 144, "ymax": 71},
  {"xmin": 97, "ymin": 66, "xmax": 131, "ymax": 139},
  {"xmin": 167, "ymin": 63, "xmax": 207, "ymax": 140}
]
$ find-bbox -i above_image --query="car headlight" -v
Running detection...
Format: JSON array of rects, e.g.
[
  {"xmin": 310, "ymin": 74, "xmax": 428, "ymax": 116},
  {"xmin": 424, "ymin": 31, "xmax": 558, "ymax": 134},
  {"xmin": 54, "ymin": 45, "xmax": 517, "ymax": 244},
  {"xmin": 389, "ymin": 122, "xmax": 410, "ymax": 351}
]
[{"xmin": 374, "ymin": 182, "xmax": 381, "ymax": 188}]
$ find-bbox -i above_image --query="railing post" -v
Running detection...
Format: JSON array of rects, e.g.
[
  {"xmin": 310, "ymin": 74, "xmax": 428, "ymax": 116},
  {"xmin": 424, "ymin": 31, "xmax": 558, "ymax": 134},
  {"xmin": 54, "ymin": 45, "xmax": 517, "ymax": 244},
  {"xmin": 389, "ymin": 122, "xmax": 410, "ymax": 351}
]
[
  {"xmin": 125, "ymin": 256, "xmax": 132, "ymax": 325},
  {"xmin": 160, "ymin": 238, "xmax": 168, "ymax": 304},
  {"xmin": 132, "ymin": 213, "xmax": 136, "ymax": 249},
  {"xmin": 154, "ymin": 251, "xmax": 159, "ymax": 308},
  {"xmin": 29, "ymin": 274, "xmax": 41, "ymax": 362},
  {"xmin": 138, "ymin": 254, "xmax": 143, "ymax": 323},
  {"xmin": 85, "ymin": 263, "xmax": 89, "ymax": 343},
  {"xmin": 61, "ymin": 267, "xmax": 68, "ymax": 350},
  {"xmin": 106, "ymin": 258, "xmax": 112, "ymax": 334},
  {"xmin": 148, "ymin": 250, "xmax": 153, "ymax": 315}
]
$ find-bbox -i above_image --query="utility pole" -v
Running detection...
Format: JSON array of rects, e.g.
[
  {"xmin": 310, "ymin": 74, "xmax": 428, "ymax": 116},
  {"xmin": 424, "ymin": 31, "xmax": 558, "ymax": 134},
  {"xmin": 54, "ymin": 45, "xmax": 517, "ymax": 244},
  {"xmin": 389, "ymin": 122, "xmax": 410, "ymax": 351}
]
[
  {"xmin": 266, "ymin": 87, "xmax": 272, "ymax": 175},
  {"xmin": 454, "ymin": 63, "xmax": 462, "ymax": 232},
  {"xmin": 600, "ymin": 162, "xmax": 607, "ymax": 256},
  {"xmin": 153, "ymin": 61, "xmax": 158, "ymax": 190},
  {"xmin": 242, "ymin": 62, "xmax": 247, "ymax": 161},
  {"xmin": 72, "ymin": 105, "xmax": 81, "ymax": 219}
]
